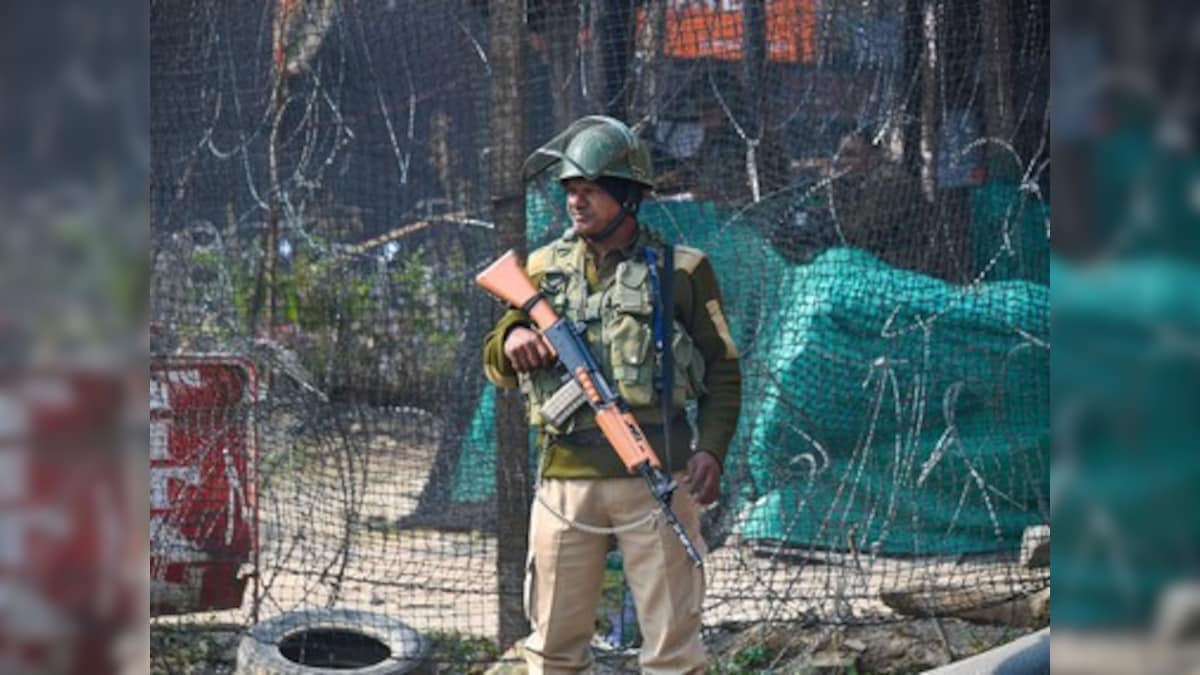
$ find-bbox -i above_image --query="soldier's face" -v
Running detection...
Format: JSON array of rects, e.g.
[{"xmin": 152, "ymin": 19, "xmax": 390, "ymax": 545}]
[{"xmin": 564, "ymin": 178, "xmax": 622, "ymax": 237}]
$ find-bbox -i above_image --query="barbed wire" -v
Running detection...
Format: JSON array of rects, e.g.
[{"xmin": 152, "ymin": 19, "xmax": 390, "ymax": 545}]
[{"xmin": 151, "ymin": 0, "xmax": 1049, "ymax": 668}]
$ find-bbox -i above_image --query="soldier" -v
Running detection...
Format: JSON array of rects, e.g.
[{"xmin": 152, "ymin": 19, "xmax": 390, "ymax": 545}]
[{"xmin": 482, "ymin": 115, "xmax": 742, "ymax": 674}]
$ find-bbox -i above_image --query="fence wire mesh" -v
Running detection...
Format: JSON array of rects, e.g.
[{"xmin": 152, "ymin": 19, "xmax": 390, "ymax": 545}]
[{"xmin": 151, "ymin": 0, "xmax": 1049, "ymax": 671}]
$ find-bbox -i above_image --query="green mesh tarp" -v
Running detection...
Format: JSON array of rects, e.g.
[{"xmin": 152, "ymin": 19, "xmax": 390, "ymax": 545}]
[
  {"xmin": 971, "ymin": 180, "xmax": 1050, "ymax": 284},
  {"xmin": 454, "ymin": 187, "xmax": 1048, "ymax": 556},
  {"xmin": 733, "ymin": 246, "xmax": 1047, "ymax": 555},
  {"xmin": 1052, "ymin": 256, "xmax": 1200, "ymax": 627}
]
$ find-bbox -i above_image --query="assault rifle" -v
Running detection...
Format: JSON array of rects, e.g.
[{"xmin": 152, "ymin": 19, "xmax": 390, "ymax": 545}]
[{"xmin": 477, "ymin": 250, "xmax": 704, "ymax": 567}]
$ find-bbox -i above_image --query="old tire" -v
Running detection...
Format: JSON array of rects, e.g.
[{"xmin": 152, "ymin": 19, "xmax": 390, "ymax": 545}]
[{"xmin": 236, "ymin": 608, "xmax": 428, "ymax": 675}]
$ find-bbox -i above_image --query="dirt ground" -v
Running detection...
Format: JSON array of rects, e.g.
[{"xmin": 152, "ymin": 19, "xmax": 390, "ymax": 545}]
[
  {"xmin": 151, "ymin": 615, "xmax": 1035, "ymax": 674},
  {"xmin": 152, "ymin": 410, "xmax": 1046, "ymax": 673}
]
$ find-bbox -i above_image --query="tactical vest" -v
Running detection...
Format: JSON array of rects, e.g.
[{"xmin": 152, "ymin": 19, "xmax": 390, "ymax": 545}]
[{"xmin": 518, "ymin": 231, "xmax": 707, "ymax": 435}]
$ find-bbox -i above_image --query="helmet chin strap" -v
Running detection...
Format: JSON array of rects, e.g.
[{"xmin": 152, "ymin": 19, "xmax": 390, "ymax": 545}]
[{"xmin": 582, "ymin": 199, "xmax": 638, "ymax": 244}]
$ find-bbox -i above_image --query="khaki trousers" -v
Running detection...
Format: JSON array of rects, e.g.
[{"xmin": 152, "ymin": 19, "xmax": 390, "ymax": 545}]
[{"xmin": 522, "ymin": 476, "xmax": 708, "ymax": 675}]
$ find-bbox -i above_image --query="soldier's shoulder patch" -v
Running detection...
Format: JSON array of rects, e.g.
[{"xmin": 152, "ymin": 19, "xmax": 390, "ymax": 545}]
[
  {"xmin": 527, "ymin": 246, "xmax": 555, "ymax": 275},
  {"xmin": 705, "ymin": 299, "xmax": 739, "ymax": 360},
  {"xmin": 674, "ymin": 245, "xmax": 707, "ymax": 273}
]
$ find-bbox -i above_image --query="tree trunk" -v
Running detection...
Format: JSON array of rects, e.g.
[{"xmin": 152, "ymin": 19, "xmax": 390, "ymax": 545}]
[
  {"xmin": 489, "ymin": 0, "xmax": 530, "ymax": 649},
  {"xmin": 982, "ymin": 0, "xmax": 1014, "ymax": 143},
  {"xmin": 742, "ymin": 0, "xmax": 768, "ymax": 201},
  {"xmin": 742, "ymin": 0, "xmax": 767, "ymax": 129},
  {"xmin": 901, "ymin": 0, "xmax": 921, "ymax": 176},
  {"xmin": 544, "ymin": 1, "xmax": 578, "ymax": 129},
  {"xmin": 599, "ymin": 0, "xmax": 633, "ymax": 119},
  {"xmin": 919, "ymin": 0, "xmax": 939, "ymax": 204},
  {"xmin": 631, "ymin": 0, "xmax": 667, "ymax": 124}
]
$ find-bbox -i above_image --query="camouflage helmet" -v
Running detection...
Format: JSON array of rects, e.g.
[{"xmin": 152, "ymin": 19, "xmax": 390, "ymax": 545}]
[{"xmin": 522, "ymin": 115, "xmax": 654, "ymax": 189}]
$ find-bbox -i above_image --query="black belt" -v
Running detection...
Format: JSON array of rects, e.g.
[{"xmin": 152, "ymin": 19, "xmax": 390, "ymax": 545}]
[{"xmin": 555, "ymin": 418, "xmax": 685, "ymax": 450}]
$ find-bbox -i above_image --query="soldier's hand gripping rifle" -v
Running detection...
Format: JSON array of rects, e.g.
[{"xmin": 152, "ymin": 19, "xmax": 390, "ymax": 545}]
[{"xmin": 477, "ymin": 250, "xmax": 704, "ymax": 567}]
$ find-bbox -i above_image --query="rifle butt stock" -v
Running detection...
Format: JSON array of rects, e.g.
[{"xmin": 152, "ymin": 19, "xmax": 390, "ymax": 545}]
[{"xmin": 474, "ymin": 250, "xmax": 558, "ymax": 329}]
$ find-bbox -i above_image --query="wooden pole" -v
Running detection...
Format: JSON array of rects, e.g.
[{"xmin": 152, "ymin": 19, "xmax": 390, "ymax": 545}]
[
  {"xmin": 919, "ymin": 0, "xmax": 939, "ymax": 204},
  {"xmin": 632, "ymin": 0, "xmax": 666, "ymax": 124},
  {"xmin": 982, "ymin": 0, "xmax": 1014, "ymax": 144},
  {"xmin": 489, "ymin": 0, "xmax": 530, "ymax": 650}
]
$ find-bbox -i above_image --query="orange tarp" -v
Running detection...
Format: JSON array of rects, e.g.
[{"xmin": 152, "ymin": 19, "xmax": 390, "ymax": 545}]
[{"xmin": 638, "ymin": 0, "xmax": 816, "ymax": 64}]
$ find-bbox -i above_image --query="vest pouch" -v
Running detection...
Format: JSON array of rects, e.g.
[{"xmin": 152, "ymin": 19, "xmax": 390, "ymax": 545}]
[
  {"xmin": 670, "ymin": 323, "xmax": 707, "ymax": 406},
  {"xmin": 600, "ymin": 261, "xmax": 650, "ymax": 406},
  {"xmin": 605, "ymin": 312, "xmax": 653, "ymax": 406},
  {"xmin": 519, "ymin": 366, "xmax": 572, "ymax": 431}
]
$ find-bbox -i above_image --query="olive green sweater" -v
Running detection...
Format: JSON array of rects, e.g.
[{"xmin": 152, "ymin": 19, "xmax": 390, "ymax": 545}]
[{"xmin": 482, "ymin": 227, "xmax": 742, "ymax": 478}]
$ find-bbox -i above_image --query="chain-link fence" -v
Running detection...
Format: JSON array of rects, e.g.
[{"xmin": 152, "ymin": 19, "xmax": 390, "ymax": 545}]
[{"xmin": 151, "ymin": 0, "xmax": 1048, "ymax": 671}]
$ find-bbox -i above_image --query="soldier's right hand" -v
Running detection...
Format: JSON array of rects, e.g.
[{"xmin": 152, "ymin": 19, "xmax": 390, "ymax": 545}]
[{"xmin": 503, "ymin": 326, "xmax": 556, "ymax": 373}]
